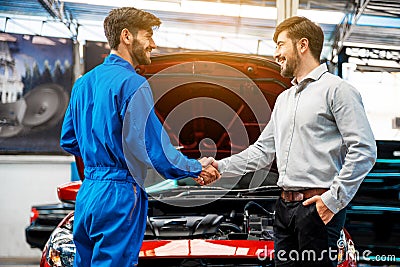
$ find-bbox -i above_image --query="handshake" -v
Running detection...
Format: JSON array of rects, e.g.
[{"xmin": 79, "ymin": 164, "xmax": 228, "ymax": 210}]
[{"xmin": 193, "ymin": 157, "xmax": 221, "ymax": 186}]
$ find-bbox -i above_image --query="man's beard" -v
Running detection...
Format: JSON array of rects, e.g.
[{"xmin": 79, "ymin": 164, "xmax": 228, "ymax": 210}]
[
  {"xmin": 281, "ymin": 49, "xmax": 300, "ymax": 78},
  {"xmin": 131, "ymin": 39, "xmax": 151, "ymax": 65}
]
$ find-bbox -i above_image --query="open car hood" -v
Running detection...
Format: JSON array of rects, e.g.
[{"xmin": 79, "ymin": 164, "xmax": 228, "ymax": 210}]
[{"xmin": 137, "ymin": 52, "xmax": 290, "ymax": 160}]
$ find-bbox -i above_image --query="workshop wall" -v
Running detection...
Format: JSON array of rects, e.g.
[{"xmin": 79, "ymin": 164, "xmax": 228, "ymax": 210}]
[{"xmin": 0, "ymin": 156, "xmax": 72, "ymax": 257}]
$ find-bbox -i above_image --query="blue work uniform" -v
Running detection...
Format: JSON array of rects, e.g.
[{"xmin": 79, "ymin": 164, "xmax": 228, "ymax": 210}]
[{"xmin": 60, "ymin": 54, "xmax": 202, "ymax": 267}]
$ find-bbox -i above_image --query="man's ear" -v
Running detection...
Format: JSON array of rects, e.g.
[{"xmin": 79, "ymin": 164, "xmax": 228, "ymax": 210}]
[
  {"xmin": 121, "ymin": 28, "xmax": 132, "ymax": 45},
  {"xmin": 298, "ymin": 38, "xmax": 309, "ymax": 53}
]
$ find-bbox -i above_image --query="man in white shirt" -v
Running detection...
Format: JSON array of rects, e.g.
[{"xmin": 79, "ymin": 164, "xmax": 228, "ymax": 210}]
[{"xmin": 211, "ymin": 16, "xmax": 377, "ymax": 266}]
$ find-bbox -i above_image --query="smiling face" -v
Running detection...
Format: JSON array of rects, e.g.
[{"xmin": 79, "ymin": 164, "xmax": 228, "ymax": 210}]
[
  {"xmin": 129, "ymin": 29, "xmax": 157, "ymax": 65},
  {"xmin": 273, "ymin": 30, "xmax": 301, "ymax": 78}
]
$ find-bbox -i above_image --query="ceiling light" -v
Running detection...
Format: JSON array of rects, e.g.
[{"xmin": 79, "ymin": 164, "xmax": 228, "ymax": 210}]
[{"xmin": 62, "ymin": 0, "xmax": 344, "ymax": 24}]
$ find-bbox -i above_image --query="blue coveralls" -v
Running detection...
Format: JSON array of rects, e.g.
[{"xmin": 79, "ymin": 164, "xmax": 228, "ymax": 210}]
[{"xmin": 60, "ymin": 54, "xmax": 202, "ymax": 266}]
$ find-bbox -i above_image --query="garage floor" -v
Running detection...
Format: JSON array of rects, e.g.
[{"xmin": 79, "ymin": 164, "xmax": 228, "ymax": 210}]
[{"xmin": 0, "ymin": 258, "xmax": 39, "ymax": 267}]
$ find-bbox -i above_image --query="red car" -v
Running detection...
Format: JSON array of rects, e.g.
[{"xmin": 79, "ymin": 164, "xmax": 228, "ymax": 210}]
[{"xmin": 39, "ymin": 52, "xmax": 358, "ymax": 267}]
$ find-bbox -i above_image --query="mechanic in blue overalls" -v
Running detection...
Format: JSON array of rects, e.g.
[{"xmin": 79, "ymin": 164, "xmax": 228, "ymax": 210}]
[{"xmin": 60, "ymin": 7, "xmax": 218, "ymax": 267}]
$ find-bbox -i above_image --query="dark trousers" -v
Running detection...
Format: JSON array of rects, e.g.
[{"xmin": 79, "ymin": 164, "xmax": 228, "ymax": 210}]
[{"xmin": 273, "ymin": 198, "xmax": 346, "ymax": 267}]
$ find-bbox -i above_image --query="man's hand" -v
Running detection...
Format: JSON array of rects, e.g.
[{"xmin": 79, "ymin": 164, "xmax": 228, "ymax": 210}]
[
  {"xmin": 200, "ymin": 165, "xmax": 221, "ymax": 185},
  {"xmin": 193, "ymin": 157, "xmax": 221, "ymax": 185},
  {"xmin": 211, "ymin": 159, "xmax": 218, "ymax": 170},
  {"xmin": 198, "ymin": 157, "xmax": 214, "ymax": 167},
  {"xmin": 303, "ymin": 195, "xmax": 334, "ymax": 225}
]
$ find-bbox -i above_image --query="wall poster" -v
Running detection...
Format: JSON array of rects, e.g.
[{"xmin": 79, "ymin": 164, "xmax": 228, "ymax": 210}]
[{"xmin": 0, "ymin": 32, "xmax": 73, "ymax": 154}]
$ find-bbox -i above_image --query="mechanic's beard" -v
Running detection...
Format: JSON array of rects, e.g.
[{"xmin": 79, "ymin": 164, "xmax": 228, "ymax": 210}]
[
  {"xmin": 131, "ymin": 40, "xmax": 151, "ymax": 65},
  {"xmin": 281, "ymin": 50, "xmax": 300, "ymax": 78}
]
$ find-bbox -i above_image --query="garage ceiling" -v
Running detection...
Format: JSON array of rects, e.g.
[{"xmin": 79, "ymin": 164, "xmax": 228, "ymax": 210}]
[{"xmin": 0, "ymin": 0, "xmax": 399, "ymax": 61}]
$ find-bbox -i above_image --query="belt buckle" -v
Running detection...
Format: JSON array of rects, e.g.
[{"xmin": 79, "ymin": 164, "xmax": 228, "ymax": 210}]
[
  {"xmin": 293, "ymin": 192, "xmax": 304, "ymax": 201},
  {"xmin": 282, "ymin": 191, "xmax": 304, "ymax": 202},
  {"xmin": 282, "ymin": 191, "xmax": 291, "ymax": 202}
]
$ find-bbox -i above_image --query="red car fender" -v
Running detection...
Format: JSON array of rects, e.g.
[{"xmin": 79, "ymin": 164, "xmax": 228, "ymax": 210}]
[
  {"xmin": 140, "ymin": 239, "xmax": 275, "ymax": 259},
  {"xmin": 57, "ymin": 181, "xmax": 81, "ymax": 202}
]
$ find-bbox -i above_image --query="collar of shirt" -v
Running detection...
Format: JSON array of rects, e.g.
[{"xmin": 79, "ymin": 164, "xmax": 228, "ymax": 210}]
[
  {"xmin": 291, "ymin": 63, "xmax": 329, "ymax": 93},
  {"xmin": 104, "ymin": 54, "xmax": 136, "ymax": 72}
]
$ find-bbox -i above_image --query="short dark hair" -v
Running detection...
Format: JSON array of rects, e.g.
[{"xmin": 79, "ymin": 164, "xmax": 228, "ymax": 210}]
[
  {"xmin": 103, "ymin": 7, "xmax": 161, "ymax": 50},
  {"xmin": 273, "ymin": 16, "xmax": 324, "ymax": 61}
]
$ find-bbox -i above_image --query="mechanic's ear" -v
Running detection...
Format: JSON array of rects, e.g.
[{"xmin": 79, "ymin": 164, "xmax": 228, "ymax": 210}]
[{"xmin": 121, "ymin": 28, "xmax": 132, "ymax": 44}]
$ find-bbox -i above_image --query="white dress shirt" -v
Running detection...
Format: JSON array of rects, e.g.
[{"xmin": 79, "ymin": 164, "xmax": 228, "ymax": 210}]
[{"xmin": 218, "ymin": 63, "xmax": 377, "ymax": 213}]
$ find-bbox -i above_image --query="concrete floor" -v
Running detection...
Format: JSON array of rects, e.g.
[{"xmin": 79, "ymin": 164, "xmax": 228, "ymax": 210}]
[{"xmin": 0, "ymin": 258, "xmax": 39, "ymax": 267}]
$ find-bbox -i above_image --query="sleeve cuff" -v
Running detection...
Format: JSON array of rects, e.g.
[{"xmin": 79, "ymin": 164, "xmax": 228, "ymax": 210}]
[
  {"xmin": 217, "ymin": 158, "xmax": 229, "ymax": 174},
  {"xmin": 321, "ymin": 191, "xmax": 345, "ymax": 214},
  {"xmin": 190, "ymin": 160, "xmax": 202, "ymax": 176}
]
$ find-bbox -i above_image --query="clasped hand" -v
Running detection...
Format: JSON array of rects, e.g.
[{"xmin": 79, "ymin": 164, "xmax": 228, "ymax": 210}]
[{"xmin": 192, "ymin": 157, "xmax": 221, "ymax": 186}]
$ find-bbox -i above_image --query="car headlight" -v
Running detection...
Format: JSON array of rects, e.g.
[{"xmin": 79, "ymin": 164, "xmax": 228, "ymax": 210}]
[{"xmin": 45, "ymin": 212, "xmax": 75, "ymax": 267}]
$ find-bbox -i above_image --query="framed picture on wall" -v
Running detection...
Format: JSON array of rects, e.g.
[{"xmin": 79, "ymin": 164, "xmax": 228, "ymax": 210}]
[{"xmin": 0, "ymin": 32, "xmax": 74, "ymax": 154}]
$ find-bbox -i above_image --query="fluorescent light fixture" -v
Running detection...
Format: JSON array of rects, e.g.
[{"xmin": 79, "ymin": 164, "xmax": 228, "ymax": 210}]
[
  {"xmin": 62, "ymin": 0, "xmax": 344, "ymax": 24},
  {"xmin": 349, "ymin": 57, "xmax": 400, "ymax": 68},
  {"xmin": 180, "ymin": 1, "xmax": 240, "ymax": 17},
  {"xmin": 344, "ymin": 41, "xmax": 400, "ymax": 51},
  {"xmin": 240, "ymin": 5, "xmax": 277, "ymax": 20},
  {"xmin": 159, "ymin": 26, "xmax": 266, "ymax": 39},
  {"xmin": 62, "ymin": 0, "xmax": 124, "ymax": 7},
  {"xmin": 298, "ymin": 9, "xmax": 344, "ymax": 25},
  {"xmin": 135, "ymin": 0, "xmax": 180, "ymax": 12}
]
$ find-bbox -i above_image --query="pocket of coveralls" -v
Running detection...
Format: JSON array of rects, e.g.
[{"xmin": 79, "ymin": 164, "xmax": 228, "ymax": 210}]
[{"xmin": 128, "ymin": 184, "xmax": 138, "ymax": 221}]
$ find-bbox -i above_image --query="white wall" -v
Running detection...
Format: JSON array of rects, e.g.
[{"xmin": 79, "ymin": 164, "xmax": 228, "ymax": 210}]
[{"xmin": 0, "ymin": 155, "xmax": 73, "ymax": 258}]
